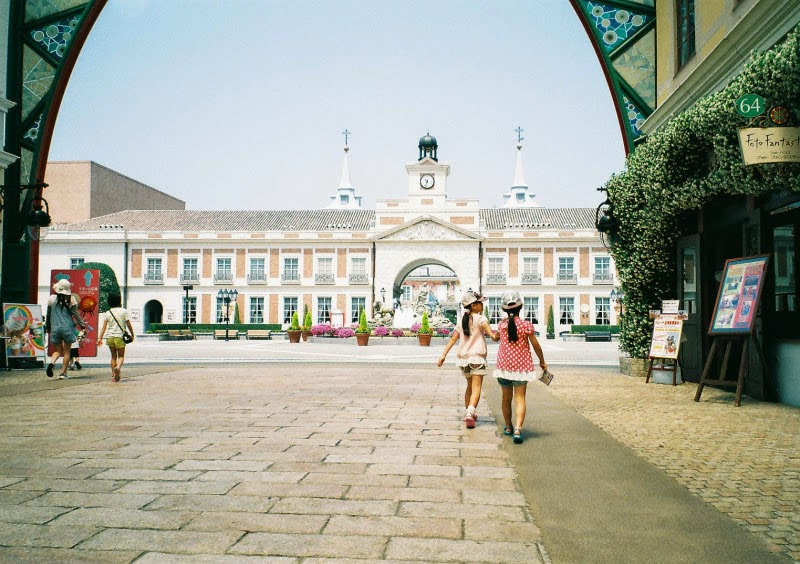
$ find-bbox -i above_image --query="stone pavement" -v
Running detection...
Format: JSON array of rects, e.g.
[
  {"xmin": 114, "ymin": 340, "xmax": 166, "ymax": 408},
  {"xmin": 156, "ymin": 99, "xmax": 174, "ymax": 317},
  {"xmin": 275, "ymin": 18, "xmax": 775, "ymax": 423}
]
[
  {"xmin": 0, "ymin": 364, "xmax": 548, "ymax": 562},
  {"xmin": 544, "ymin": 367, "xmax": 799, "ymax": 562}
]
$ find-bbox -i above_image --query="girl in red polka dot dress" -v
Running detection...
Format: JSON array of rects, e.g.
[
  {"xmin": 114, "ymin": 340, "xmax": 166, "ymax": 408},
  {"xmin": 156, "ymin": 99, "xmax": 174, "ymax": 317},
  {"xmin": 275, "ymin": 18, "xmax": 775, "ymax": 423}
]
[{"xmin": 495, "ymin": 291, "xmax": 547, "ymax": 444}]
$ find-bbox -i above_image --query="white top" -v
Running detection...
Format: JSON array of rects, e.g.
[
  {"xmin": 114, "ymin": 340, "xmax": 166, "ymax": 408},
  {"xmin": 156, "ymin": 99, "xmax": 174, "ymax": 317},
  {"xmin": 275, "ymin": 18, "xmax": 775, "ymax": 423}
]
[{"xmin": 103, "ymin": 308, "xmax": 129, "ymax": 337}]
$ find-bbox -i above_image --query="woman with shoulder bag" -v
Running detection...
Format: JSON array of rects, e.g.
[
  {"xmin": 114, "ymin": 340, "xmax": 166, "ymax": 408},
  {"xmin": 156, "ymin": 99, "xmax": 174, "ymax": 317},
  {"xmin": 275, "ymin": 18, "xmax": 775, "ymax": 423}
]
[
  {"xmin": 96, "ymin": 294, "xmax": 134, "ymax": 382},
  {"xmin": 45, "ymin": 279, "xmax": 88, "ymax": 379}
]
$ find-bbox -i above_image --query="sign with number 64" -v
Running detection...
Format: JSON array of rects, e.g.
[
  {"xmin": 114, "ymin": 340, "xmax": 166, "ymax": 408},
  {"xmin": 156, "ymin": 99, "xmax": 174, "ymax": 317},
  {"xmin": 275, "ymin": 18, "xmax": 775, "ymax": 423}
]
[{"xmin": 735, "ymin": 94, "xmax": 766, "ymax": 118}]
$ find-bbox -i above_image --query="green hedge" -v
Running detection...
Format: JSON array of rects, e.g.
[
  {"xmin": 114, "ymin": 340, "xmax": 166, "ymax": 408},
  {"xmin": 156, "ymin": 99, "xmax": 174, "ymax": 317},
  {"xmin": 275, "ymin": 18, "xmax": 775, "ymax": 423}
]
[
  {"xmin": 570, "ymin": 325, "xmax": 620, "ymax": 334},
  {"xmin": 148, "ymin": 323, "xmax": 282, "ymax": 333}
]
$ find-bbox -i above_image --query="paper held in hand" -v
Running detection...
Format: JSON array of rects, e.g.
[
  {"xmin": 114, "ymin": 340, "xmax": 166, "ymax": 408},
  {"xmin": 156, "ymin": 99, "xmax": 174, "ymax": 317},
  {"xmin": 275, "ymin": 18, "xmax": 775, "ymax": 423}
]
[{"xmin": 539, "ymin": 369, "xmax": 555, "ymax": 386}]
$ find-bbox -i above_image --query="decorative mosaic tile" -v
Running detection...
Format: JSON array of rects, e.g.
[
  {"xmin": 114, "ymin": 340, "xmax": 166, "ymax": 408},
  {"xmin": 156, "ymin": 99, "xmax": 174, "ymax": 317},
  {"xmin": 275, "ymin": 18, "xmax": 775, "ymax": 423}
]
[
  {"xmin": 23, "ymin": 111, "xmax": 44, "ymax": 145},
  {"xmin": 581, "ymin": 1, "xmax": 650, "ymax": 52},
  {"xmin": 22, "ymin": 45, "xmax": 55, "ymax": 120},
  {"xmin": 30, "ymin": 14, "xmax": 81, "ymax": 60},
  {"xmin": 19, "ymin": 148, "xmax": 34, "ymax": 200},
  {"xmin": 25, "ymin": 0, "xmax": 87, "ymax": 23},
  {"xmin": 622, "ymin": 95, "xmax": 646, "ymax": 139},
  {"xmin": 612, "ymin": 29, "xmax": 655, "ymax": 109}
]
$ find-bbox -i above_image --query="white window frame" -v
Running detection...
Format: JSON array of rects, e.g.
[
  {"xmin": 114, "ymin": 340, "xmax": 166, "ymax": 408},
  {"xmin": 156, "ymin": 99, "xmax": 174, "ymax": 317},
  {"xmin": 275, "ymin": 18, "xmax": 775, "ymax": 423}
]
[
  {"xmin": 146, "ymin": 257, "xmax": 163, "ymax": 278},
  {"xmin": 183, "ymin": 296, "xmax": 197, "ymax": 324},
  {"xmin": 216, "ymin": 257, "xmax": 232, "ymax": 276},
  {"xmin": 350, "ymin": 257, "xmax": 367, "ymax": 275},
  {"xmin": 182, "ymin": 257, "xmax": 199, "ymax": 280},
  {"xmin": 249, "ymin": 296, "xmax": 265, "ymax": 324},
  {"xmin": 249, "ymin": 257, "xmax": 266, "ymax": 279},
  {"xmin": 70, "ymin": 257, "xmax": 85, "ymax": 269},
  {"xmin": 282, "ymin": 296, "xmax": 299, "ymax": 324},
  {"xmin": 283, "ymin": 257, "xmax": 300, "ymax": 281},
  {"xmin": 317, "ymin": 256, "xmax": 333, "ymax": 276},
  {"xmin": 559, "ymin": 296, "xmax": 575, "ymax": 325},
  {"xmin": 523, "ymin": 296, "xmax": 539, "ymax": 325},
  {"xmin": 594, "ymin": 256, "xmax": 611, "ymax": 276},
  {"xmin": 558, "ymin": 256, "xmax": 575, "ymax": 276},
  {"xmin": 595, "ymin": 297, "xmax": 612, "ymax": 325},
  {"xmin": 487, "ymin": 297, "xmax": 503, "ymax": 325},
  {"xmin": 351, "ymin": 296, "xmax": 366, "ymax": 324},
  {"xmin": 522, "ymin": 256, "xmax": 540, "ymax": 275},
  {"xmin": 400, "ymin": 285, "xmax": 412, "ymax": 302},
  {"xmin": 317, "ymin": 296, "xmax": 332, "ymax": 325},
  {"xmin": 488, "ymin": 256, "xmax": 505, "ymax": 275}
]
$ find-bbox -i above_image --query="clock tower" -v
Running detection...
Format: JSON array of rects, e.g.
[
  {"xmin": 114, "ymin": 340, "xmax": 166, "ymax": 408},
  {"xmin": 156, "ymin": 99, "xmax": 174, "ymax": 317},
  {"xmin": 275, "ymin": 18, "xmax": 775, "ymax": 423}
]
[{"xmin": 406, "ymin": 132, "xmax": 450, "ymax": 208}]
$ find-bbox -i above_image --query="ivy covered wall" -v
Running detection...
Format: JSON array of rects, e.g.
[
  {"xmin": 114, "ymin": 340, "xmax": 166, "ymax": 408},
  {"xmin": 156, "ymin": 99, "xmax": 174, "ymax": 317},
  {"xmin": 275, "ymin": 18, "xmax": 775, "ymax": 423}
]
[{"xmin": 605, "ymin": 24, "xmax": 800, "ymax": 358}]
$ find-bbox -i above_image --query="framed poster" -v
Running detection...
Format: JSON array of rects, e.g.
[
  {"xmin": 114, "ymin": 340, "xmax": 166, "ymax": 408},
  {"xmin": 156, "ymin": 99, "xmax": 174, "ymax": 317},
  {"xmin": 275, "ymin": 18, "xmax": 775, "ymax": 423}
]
[
  {"xmin": 649, "ymin": 315, "xmax": 683, "ymax": 360},
  {"xmin": 708, "ymin": 255, "xmax": 770, "ymax": 335},
  {"xmin": 329, "ymin": 312, "xmax": 344, "ymax": 329},
  {"xmin": 3, "ymin": 304, "xmax": 45, "ymax": 360},
  {"xmin": 48, "ymin": 269, "xmax": 100, "ymax": 357}
]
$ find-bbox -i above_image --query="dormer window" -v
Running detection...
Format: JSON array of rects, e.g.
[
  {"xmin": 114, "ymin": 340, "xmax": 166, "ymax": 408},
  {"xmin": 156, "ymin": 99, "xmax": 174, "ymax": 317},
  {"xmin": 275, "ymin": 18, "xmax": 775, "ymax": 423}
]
[
  {"xmin": 516, "ymin": 193, "xmax": 525, "ymax": 202},
  {"xmin": 341, "ymin": 194, "xmax": 349, "ymax": 204}
]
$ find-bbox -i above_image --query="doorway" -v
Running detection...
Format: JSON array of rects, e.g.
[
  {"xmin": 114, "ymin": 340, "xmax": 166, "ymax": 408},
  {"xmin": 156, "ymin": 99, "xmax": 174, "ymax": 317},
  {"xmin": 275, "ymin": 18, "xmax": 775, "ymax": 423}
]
[{"xmin": 143, "ymin": 300, "xmax": 163, "ymax": 332}]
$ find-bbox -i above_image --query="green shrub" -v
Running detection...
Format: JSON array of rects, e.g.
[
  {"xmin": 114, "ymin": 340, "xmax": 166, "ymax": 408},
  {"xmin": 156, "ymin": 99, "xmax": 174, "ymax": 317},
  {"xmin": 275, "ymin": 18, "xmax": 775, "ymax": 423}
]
[
  {"xmin": 356, "ymin": 308, "xmax": 369, "ymax": 334},
  {"xmin": 233, "ymin": 302, "xmax": 241, "ymax": 324},
  {"xmin": 418, "ymin": 311, "xmax": 432, "ymax": 334},
  {"xmin": 569, "ymin": 325, "xmax": 620, "ymax": 334},
  {"xmin": 546, "ymin": 305, "xmax": 555, "ymax": 336},
  {"xmin": 148, "ymin": 323, "xmax": 281, "ymax": 333},
  {"xmin": 303, "ymin": 310, "xmax": 313, "ymax": 330},
  {"xmin": 289, "ymin": 311, "xmax": 300, "ymax": 331},
  {"xmin": 77, "ymin": 262, "xmax": 121, "ymax": 312}
]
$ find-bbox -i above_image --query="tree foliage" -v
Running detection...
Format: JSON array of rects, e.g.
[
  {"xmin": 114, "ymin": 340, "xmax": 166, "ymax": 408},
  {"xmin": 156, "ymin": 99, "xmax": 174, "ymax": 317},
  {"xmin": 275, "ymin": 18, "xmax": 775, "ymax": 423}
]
[{"xmin": 77, "ymin": 262, "xmax": 121, "ymax": 312}]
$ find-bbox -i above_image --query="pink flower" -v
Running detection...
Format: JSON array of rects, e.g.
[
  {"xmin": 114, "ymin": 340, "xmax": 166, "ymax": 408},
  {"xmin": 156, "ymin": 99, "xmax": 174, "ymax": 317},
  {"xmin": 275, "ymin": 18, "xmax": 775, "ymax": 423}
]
[
  {"xmin": 391, "ymin": 329, "xmax": 405, "ymax": 337},
  {"xmin": 410, "ymin": 323, "xmax": 421, "ymax": 333},
  {"xmin": 374, "ymin": 326, "xmax": 389, "ymax": 336}
]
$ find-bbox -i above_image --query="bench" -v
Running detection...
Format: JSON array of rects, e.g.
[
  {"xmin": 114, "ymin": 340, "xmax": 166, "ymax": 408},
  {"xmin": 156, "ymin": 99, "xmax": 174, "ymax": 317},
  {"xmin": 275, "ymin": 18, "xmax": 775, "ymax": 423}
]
[
  {"xmin": 166, "ymin": 330, "xmax": 192, "ymax": 341},
  {"xmin": 179, "ymin": 329, "xmax": 196, "ymax": 340},
  {"xmin": 585, "ymin": 330, "xmax": 612, "ymax": 342},
  {"xmin": 213, "ymin": 329, "xmax": 238, "ymax": 340},
  {"xmin": 246, "ymin": 330, "xmax": 272, "ymax": 340}
]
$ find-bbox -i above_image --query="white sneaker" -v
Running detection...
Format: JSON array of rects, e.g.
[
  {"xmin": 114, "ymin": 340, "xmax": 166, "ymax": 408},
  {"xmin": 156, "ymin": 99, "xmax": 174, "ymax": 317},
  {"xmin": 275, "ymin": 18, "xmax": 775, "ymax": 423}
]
[{"xmin": 59, "ymin": 373, "xmax": 68, "ymax": 380}]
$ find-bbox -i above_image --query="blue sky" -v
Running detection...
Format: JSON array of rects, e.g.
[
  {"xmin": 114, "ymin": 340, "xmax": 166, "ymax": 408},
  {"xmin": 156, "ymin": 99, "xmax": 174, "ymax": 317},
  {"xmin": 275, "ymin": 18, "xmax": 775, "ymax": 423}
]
[{"xmin": 49, "ymin": 0, "xmax": 626, "ymax": 210}]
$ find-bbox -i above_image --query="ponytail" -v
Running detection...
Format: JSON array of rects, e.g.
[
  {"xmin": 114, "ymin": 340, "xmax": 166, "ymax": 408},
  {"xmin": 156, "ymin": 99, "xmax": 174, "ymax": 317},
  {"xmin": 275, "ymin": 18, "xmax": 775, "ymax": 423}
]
[
  {"xmin": 55, "ymin": 294, "xmax": 72, "ymax": 309},
  {"xmin": 505, "ymin": 305, "xmax": 523, "ymax": 342},
  {"xmin": 461, "ymin": 309, "xmax": 471, "ymax": 337}
]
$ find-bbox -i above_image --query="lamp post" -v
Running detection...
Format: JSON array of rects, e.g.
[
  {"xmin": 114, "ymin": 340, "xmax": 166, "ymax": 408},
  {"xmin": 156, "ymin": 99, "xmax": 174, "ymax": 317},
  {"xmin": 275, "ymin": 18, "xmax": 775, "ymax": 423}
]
[
  {"xmin": 183, "ymin": 285, "xmax": 193, "ymax": 325},
  {"xmin": 611, "ymin": 288, "xmax": 625, "ymax": 319},
  {"xmin": 380, "ymin": 287, "xmax": 386, "ymax": 304},
  {"xmin": 217, "ymin": 288, "xmax": 238, "ymax": 341}
]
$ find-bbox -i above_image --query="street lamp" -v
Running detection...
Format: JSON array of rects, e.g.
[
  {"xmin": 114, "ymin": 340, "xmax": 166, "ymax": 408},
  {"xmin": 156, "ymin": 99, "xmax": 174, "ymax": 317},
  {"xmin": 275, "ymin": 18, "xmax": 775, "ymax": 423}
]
[
  {"xmin": 611, "ymin": 288, "xmax": 625, "ymax": 318},
  {"xmin": 183, "ymin": 285, "xmax": 194, "ymax": 325},
  {"xmin": 380, "ymin": 287, "xmax": 386, "ymax": 303},
  {"xmin": 217, "ymin": 288, "xmax": 238, "ymax": 341}
]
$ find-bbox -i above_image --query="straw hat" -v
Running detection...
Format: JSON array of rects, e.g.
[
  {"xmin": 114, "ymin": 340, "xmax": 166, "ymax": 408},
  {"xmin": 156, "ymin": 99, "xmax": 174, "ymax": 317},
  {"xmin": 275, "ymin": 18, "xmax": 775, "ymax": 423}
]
[{"xmin": 52, "ymin": 279, "xmax": 72, "ymax": 296}]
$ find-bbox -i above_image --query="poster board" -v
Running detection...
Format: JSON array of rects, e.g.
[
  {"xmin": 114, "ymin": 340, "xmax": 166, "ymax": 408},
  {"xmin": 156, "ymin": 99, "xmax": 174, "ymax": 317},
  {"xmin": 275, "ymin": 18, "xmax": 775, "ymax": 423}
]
[
  {"xmin": 648, "ymin": 315, "xmax": 683, "ymax": 360},
  {"xmin": 708, "ymin": 255, "xmax": 770, "ymax": 335},
  {"xmin": 47, "ymin": 269, "xmax": 100, "ymax": 357},
  {"xmin": 329, "ymin": 312, "xmax": 344, "ymax": 329},
  {"xmin": 3, "ymin": 304, "xmax": 45, "ymax": 360}
]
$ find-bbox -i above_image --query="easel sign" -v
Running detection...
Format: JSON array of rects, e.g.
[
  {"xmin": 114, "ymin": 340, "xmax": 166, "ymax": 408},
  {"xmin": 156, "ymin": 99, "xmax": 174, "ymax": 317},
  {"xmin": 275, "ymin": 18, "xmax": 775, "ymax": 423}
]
[
  {"xmin": 645, "ymin": 313, "xmax": 684, "ymax": 386},
  {"xmin": 696, "ymin": 254, "xmax": 770, "ymax": 406}
]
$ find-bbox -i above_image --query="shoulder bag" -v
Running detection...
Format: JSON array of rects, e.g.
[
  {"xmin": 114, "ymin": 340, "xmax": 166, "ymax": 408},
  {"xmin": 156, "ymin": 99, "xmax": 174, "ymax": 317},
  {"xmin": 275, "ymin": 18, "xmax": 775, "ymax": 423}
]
[{"xmin": 108, "ymin": 309, "xmax": 134, "ymax": 344}]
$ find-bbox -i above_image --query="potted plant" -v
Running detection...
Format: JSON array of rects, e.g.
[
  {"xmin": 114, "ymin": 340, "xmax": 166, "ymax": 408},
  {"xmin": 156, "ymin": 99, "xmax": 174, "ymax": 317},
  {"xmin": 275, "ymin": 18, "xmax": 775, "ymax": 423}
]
[
  {"xmin": 546, "ymin": 304, "xmax": 555, "ymax": 340},
  {"xmin": 374, "ymin": 325, "xmax": 389, "ymax": 339},
  {"xmin": 417, "ymin": 311, "xmax": 433, "ymax": 346},
  {"xmin": 391, "ymin": 328, "xmax": 405, "ymax": 338},
  {"xmin": 301, "ymin": 310, "xmax": 313, "ymax": 342},
  {"xmin": 355, "ymin": 308, "xmax": 370, "ymax": 346},
  {"xmin": 287, "ymin": 311, "xmax": 301, "ymax": 343}
]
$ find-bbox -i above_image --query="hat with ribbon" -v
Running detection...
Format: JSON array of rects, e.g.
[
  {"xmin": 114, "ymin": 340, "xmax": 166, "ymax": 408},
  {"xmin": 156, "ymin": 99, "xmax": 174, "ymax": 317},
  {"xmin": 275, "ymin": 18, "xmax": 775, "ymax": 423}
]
[
  {"xmin": 500, "ymin": 290, "xmax": 523, "ymax": 311},
  {"xmin": 461, "ymin": 289, "xmax": 486, "ymax": 308},
  {"xmin": 52, "ymin": 279, "xmax": 72, "ymax": 296}
]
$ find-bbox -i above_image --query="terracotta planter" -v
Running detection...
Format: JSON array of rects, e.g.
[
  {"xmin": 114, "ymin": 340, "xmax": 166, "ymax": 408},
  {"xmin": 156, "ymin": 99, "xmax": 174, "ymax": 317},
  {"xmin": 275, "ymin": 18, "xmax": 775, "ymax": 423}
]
[
  {"xmin": 418, "ymin": 333, "xmax": 432, "ymax": 346},
  {"xmin": 287, "ymin": 330, "xmax": 301, "ymax": 343},
  {"xmin": 301, "ymin": 330, "xmax": 311, "ymax": 342},
  {"xmin": 356, "ymin": 333, "xmax": 370, "ymax": 346}
]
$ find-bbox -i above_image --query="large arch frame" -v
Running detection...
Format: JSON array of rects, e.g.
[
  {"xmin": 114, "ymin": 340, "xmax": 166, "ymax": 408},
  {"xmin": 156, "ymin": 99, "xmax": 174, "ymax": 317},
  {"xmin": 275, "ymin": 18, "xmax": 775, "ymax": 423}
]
[
  {"xmin": 392, "ymin": 259, "xmax": 459, "ymax": 299},
  {"xmin": 1, "ymin": 1, "xmax": 655, "ymax": 303}
]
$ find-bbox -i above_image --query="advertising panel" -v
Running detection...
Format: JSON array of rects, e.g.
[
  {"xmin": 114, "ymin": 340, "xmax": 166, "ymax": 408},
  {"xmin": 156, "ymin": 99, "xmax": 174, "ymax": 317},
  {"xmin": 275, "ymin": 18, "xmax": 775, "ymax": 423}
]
[
  {"xmin": 3, "ymin": 304, "xmax": 45, "ymax": 360},
  {"xmin": 649, "ymin": 315, "xmax": 683, "ymax": 360},
  {"xmin": 709, "ymin": 255, "xmax": 769, "ymax": 335},
  {"xmin": 47, "ymin": 269, "xmax": 100, "ymax": 357}
]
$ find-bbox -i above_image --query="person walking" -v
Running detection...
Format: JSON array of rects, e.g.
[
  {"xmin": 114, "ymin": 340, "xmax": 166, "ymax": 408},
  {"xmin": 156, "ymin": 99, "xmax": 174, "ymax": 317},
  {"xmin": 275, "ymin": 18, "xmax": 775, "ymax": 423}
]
[
  {"xmin": 68, "ymin": 328, "xmax": 83, "ymax": 371},
  {"xmin": 438, "ymin": 290, "xmax": 499, "ymax": 428},
  {"xmin": 45, "ymin": 279, "xmax": 87, "ymax": 379},
  {"xmin": 494, "ymin": 291, "xmax": 547, "ymax": 444},
  {"xmin": 96, "ymin": 294, "xmax": 133, "ymax": 382}
]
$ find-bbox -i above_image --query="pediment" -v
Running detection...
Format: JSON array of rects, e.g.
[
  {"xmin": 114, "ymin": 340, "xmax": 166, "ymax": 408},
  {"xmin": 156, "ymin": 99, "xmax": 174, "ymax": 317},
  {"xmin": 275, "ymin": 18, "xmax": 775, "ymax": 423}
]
[{"xmin": 375, "ymin": 216, "xmax": 481, "ymax": 242}]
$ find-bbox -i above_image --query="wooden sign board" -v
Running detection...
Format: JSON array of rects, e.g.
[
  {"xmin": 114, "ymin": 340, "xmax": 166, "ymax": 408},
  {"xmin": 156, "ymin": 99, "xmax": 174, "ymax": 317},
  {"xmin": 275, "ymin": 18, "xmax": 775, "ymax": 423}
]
[
  {"xmin": 649, "ymin": 315, "xmax": 683, "ymax": 360},
  {"xmin": 708, "ymin": 255, "xmax": 770, "ymax": 335}
]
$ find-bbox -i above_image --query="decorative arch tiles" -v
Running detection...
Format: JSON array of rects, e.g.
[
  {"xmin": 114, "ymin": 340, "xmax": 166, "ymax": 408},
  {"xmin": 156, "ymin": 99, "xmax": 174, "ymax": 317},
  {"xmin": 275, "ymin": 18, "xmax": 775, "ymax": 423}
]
[
  {"xmin": 30, "ymin": 14, "xmax": 82, "ymax": 60},
  {"xmin": 25, "ymin": 0, "xmax": 87, "ymax": 23},
  {"xmin": 572, "ymin": 0, "xmax": 656, "ymax": 152}
]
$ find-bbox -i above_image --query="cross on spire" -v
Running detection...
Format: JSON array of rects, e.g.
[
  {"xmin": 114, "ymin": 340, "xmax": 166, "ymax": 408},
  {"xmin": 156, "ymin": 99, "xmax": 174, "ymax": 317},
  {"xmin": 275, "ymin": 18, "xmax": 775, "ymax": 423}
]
[
  {"xmin": 515, "ymin": 126, "xmax": 525, "ymax": 144},
  {"xmin": 342, "ymin": 129, "xmax": 351, "ymax": 146}
]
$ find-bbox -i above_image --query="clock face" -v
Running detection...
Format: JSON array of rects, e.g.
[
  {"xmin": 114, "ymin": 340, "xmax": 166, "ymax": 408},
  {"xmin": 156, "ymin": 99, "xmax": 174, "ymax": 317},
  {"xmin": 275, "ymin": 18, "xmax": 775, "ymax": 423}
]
[{"xmin": 420, "ymin": 174, "xmax": 435, "ymax": 189}]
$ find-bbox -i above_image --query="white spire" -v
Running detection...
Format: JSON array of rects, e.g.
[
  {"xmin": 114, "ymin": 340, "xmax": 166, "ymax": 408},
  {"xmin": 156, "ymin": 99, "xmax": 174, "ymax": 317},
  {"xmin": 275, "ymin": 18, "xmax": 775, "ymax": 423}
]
[
  {"xmin": 512, "ymin": 142, "xmax": 527, "ymax": 188},
  {"xmin": 338, "ymin": 145, "xmax": 353, "ymax": 189}
]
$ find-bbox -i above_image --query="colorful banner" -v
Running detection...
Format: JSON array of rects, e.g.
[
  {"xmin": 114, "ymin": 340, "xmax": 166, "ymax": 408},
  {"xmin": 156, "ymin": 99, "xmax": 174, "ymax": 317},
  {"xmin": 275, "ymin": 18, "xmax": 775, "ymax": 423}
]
[
  {"xmin": 709, "ymin": 256, "xmax": 769, "ymax": 335},
  {"xmin": 47, "ymin": 269, "xmax": 100, "ymax": 357},
  {"xmin": 3, "ymin": 304, "xmax": 45, "ymax": 359},
  {"xmin": 649, "ymin": 315, "xmax": 683, "ymax": 360}
]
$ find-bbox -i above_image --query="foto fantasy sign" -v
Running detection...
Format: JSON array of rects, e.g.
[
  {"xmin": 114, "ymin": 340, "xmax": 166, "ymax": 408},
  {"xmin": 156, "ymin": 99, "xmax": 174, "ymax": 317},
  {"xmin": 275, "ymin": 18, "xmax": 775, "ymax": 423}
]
[{"xmin": 738, "ymin": 127, "xmax": 800, "ymax": 165}]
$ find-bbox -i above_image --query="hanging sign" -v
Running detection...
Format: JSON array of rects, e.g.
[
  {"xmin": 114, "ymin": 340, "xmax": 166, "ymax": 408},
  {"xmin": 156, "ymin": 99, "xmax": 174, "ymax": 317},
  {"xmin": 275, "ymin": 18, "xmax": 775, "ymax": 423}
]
[
  {"xmin": 3, "ymin": 304, "xmax": 45, "ymax": 360},
  {"xmin": 738, "ymin": 127, "xmax": 800, "ymax": 164},
  {"xmin": 649, "ymin": 314, "xmax": 683, "ymax": 360},
  {"xmin": 47, "ymin": 269, "xmax": 100, "ymax": 357},
  {"xmin": 709, "ymin": 255, "xmax": 769, "ymax": 335},
  {"xmin": 735, "ymin": 94, "xmax": 766, "ymax": 117}
]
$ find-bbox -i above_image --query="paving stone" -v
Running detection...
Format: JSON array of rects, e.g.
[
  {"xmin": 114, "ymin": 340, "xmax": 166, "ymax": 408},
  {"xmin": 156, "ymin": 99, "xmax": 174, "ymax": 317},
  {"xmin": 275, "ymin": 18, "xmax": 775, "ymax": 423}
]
[
  {"xmin": 78, "ymin": 528, "xmax": 241, "ymax": 553},
  {"xmin": 115, "ymin": 480, "xmax": 238, "ymax": 495},
  {"xmin": 146, "ymin": 494, "xmax": 277, "ymax": 512},
  {"xmin": 0, "ymin": 504, "xmax": 72, "ymax": 524},
  {"xmin": 269, "ymin": 497, "xmax": 397, "ymax": 516},
  {"xmin": 4, "ymin": 478, "xmax": 125, "ymax": 493},
  {"xmin": 90, "ymin": 469, "xmax": 202, "ymax": 481},
  {"xmin": 367, "ymin": 464, "xmax": 460, "ymax": 477},
  {"xmin": 345, "ymin": 486, "xmax": 460, "ymax": 503},
  {"xmin": 301, "ymin": 472, "xmax": 409, "ymax": 487},
  {"xmin": 399, "ymin": 501, "xmax": 526, "ymax": 521},
  {"xmin": 26, "ymin": 491, "xmax": 159, "ymax": 509},
  {"xmin": 229, "ymin": 532, "xmax": 386, "ymax": 559},
  {"xmin": 462, "ymin": 489, "xmax": 528, "ymax": 506},
  {"xmin": 324, "ymin": 515, "xmax": 461, "ymax": 539},
  {"xmin": 0, "ymin": 547, "xmax": 141, "ymax": 562},
  {"xmin": 464, "ymin": 518, "xmax": 543, "ymax": 542},
  {"xmin": 195, "ymin": 470, "xmax": 307, "ymax": 483},
  {"xmin": 52, "ymin": 507, "xmax": 196, "ymax": 529},
  {"xmin": 137, "ymin": 553, "xmax": 295, "ymax": 563},
  {"xmin": 172, "ymin": 459, "xmax": 270, "ymax": 472},
  {"xmin": 0, "ymin": 522, "xmax": 100, "ymax": 548},
  {"xmin": 0, "ymin": 489, "xmax": 47, "ymax": 504},
  {"xmin": 228, "ymin": 482, "xmax": 347, "ymax": 499},
  {"xmin": 185, "ymin": 511, "xmax": 328, "ymax": 534},
  {"xmin": 409, "ymin": 475, "xmax": 517, "ymax": 491},
  {"xmin": 0, "ymin": 477, "xmax": 23, "ymax": 488},
  {"xmin": 386, "ymin": 536, "xmax": 544, "ymax": 562}
]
